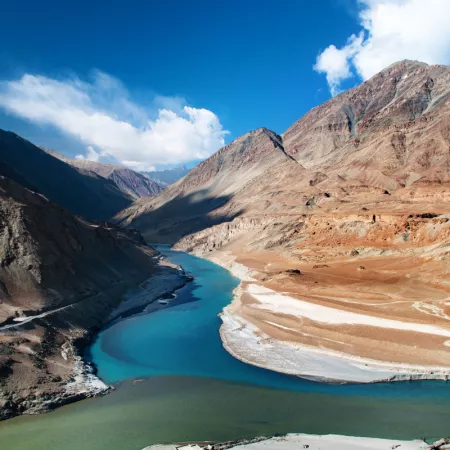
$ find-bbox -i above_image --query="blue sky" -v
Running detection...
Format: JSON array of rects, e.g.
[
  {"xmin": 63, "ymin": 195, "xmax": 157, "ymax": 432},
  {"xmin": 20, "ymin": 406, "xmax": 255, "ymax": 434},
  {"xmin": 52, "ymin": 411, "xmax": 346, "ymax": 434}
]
[{"xmin": 0, "ymin": 0, "xmax": 448, "ymax": 170}]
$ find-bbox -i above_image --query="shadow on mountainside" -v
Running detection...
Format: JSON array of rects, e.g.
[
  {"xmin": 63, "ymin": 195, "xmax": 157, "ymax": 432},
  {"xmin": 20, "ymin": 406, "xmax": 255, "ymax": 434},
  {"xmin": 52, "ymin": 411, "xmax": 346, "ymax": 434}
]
[
  {"xmin": 0, "ymin": 129, "xmax": 132, "ymax": 221},
  {"xmin": 129, "ymin": 189, "xmax": 242, "ymax": 244}
]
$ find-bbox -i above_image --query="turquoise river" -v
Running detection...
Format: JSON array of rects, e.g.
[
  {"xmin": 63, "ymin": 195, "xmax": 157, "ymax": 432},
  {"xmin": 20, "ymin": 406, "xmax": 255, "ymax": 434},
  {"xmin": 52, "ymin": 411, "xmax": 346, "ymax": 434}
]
[{"xmin": 1, "ymin": 246, "xmax": 450, "ymax": 450}]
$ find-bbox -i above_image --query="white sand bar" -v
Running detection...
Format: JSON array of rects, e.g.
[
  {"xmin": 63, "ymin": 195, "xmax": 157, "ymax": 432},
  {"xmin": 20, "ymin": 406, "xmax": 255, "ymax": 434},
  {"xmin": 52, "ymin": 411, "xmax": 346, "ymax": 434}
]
[
  {"xmin": 220, "ymin": 311, "xmax": 450, "ymax": 383},
  {"xmin": 231, "ymin": 434, "xmax": 431, "ymax": 450},
  {"xmin": 144, "ymin": 433, "xmax": 440, "ymax": 450},
  {"xmin": 248, "ymin": 284, "xmax": 450, "ymax": 338}
]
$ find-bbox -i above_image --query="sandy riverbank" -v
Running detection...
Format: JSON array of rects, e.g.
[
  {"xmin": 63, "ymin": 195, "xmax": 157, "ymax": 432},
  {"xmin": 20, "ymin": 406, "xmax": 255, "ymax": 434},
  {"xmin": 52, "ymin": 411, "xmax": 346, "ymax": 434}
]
[
  {"xmin": 191, "ymin": 249, "xmax": 450, "ymax": 383},
  {"xmin": 68, "ymin": 256, "xmax": 190, "ymax": 405},
  {"xmin": 107, "ymin": 256, "xmax": 191, "ymax": 322},
  {"xmin": 144, "ymin": 433, "xmax": 449, "ymax": 450},
  {"xmin": 0, "ymin": 253, "xmax": 189, "ymax": 420}
]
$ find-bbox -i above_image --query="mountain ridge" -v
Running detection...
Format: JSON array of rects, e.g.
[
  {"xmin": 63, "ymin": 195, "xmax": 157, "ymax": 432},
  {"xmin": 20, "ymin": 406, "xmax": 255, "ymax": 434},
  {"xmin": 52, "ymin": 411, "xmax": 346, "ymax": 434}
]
[
  {"xmin": 283, "ymin": 59, "xmax": 450, "ymax": 182},
  {"xmin": 120, "ymin": 61, "xmax": 450, "ymax": 241},
  {"xmin": 116, "ymin": 127, "xmax": 303, "ymax": 242}
]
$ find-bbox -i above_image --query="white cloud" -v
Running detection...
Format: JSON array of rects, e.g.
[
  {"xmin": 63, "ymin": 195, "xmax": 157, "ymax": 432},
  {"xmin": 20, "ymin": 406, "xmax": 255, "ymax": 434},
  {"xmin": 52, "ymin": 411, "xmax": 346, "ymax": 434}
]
[
  {"xmin": 75, "ymin": 146, "xmax": 100, "ymax": 162},
  {"xmin": 0, "ymin": 72, "xmax": 228, "ymax": 170},
  {"xmin": 314, "ymin": 33, "xmax": 364, "ymax": 96},
  {"xmin": 314, "ymin": 0, "xmax": 450, "ymax": 95}
]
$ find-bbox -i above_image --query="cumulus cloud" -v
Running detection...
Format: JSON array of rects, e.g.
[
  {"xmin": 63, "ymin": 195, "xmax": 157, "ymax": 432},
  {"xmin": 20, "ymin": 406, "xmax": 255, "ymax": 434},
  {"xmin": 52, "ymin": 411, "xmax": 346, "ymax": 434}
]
[
  {"xmin": 314, "ymin": 33, "xmax": 364, "ymax": 96},
  {"xmin": 75, "ymin": 146, "xmax": 100, "ymax": 162},
  {"xmin": 314, "ymin": 0, "xmax": 450, "ymax": 95},
  {"xmin": 0, "ymin": 72, "xmax": 228, "ymax": 170}
]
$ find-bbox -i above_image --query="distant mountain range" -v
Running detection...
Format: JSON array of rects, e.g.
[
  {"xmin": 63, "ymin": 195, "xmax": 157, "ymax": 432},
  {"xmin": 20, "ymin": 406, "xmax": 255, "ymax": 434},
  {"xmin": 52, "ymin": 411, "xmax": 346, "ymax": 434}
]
[
  {"xmin": 43, "ymin": 149, "xmax": 166, "ymax": 200},
  {"xmin": 143, "ymin": 165, "xmax": 190, "ymax": 185},
  {"xmin": 0, "ymin": 130, "xmax": 133, "ymax": 221},
  {"xmin": 119, "ymin": 60, "xmax": 450, "ymax": 241}
]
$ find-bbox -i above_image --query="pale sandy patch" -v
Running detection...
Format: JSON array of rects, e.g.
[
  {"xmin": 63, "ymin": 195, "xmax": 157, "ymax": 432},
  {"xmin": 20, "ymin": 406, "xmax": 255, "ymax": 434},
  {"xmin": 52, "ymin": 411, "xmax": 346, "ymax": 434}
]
[
  {"xmin": 230, "ymin": 434, "xmax": 431, "ymax": 450},
  {"xmin": 195, "ymin": 250, "xmax": 450, "ymax": 381},
  {"xmin": 263, "ymin": 320, "xmax": 351, "ymax": 346},
  {"xmin": 208, "ymin": 252, "xmax": 256, "ymax": 281},
  {"xmin": 220, "ymin": 308, "xmax": 450, "ymax": 383},
  {"xmin": 143, "ymin": 434, "xmax": 436, "ymax": 450},
  {"xmin": 248, "ymin": 284, "xmax": 450, "ymax": 338}
]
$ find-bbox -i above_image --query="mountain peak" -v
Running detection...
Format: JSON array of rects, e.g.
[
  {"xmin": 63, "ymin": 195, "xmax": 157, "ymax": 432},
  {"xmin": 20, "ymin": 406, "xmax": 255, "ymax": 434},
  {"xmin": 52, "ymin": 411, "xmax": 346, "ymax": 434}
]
[
  {"xmin": 283, "ymin": 60, "xmax": 449, "ymax": 168},
  {"xmin": 231, "ymin": 127, "xmax": 283, "ymax": 151},
  {"xmin": 370, "ymin": 59, "xmax": 431, "ymax": 81},
  {"xmin": 247, "ymin": 126, "xmax": 281, "ymax": 138},
  {"xmin": 384, "ymin": 59, "xmax": 429, "ymax": 71}
]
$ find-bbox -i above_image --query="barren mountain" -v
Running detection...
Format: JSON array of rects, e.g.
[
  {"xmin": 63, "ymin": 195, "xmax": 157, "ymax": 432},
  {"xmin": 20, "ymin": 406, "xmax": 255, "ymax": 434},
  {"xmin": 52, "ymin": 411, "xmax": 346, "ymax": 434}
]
[
  {"xmin": 0, "ymin": 130, "xmax": 133, "ymax": 221},
  {"xmin": 44, "ymin": 150, "xmax": 166, "ymax": 199},
  {"xmin": 118, "ymin": 61, "xmax": 450, "ymax": 382},
  {"xmin": 283, "ymin": 60, "xmax": 450, "ymax": 188},
  {"xmin": 0, "ymin": 176, "xmax": 186, "ymax": 419},
  {"xmin": 117, "ymin": 127, "xmax": 302, "ymax": 242}
]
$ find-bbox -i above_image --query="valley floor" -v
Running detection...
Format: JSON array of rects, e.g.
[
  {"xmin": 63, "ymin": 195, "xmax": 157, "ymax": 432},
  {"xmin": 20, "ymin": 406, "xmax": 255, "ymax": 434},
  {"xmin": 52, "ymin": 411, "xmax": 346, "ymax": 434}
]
[{"xmin": 179, "ymin": 212, "xmax": 450, "ymax": 383}]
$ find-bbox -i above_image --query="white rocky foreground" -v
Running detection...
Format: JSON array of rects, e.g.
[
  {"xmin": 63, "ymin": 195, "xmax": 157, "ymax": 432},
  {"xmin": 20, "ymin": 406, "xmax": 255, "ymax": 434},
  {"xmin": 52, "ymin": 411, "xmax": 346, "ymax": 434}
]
[{"xmin": 143, "ymin": 434, "xmax": 450, "ymax": 450}]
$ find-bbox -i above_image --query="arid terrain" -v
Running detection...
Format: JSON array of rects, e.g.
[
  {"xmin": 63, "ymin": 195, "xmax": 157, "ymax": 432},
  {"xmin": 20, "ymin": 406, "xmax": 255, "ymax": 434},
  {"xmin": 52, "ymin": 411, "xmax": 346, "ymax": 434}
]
[
  {"xmin": 118, "ymin": 61, "xmax": 450, "ymax": 382},
  {"xmin": 1, "ymin": 59, "xmax": 449, "ymax": 422},
  {"xmin": 0, "ymin": 176, "xmax": 187, "ymax": 419}
]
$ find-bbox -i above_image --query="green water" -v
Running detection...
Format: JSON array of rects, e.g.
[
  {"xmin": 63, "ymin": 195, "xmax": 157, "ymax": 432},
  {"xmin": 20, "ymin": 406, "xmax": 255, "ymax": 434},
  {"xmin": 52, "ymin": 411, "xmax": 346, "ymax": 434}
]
[
  {"xmin": 1, "ymin": 247, "xmax": 450, "ymax": 449},
  {"xmin": 1, "ymin": 376, "xmax": 450, "ymax": 450}
]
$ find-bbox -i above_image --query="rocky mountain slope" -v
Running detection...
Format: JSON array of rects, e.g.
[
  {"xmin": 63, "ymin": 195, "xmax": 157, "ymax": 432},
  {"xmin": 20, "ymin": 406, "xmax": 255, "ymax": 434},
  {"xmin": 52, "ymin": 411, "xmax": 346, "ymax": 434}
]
[
  {"xmin": 117, "ymin": 127, "xmax": 302, "ymax": 242},
  {"xmin": 283, "ymin": 60, "xmax": 450, "ymax": 188},
  {"xmin": 119, "ymin": 63, "xmax": 450, "ymax": 241},
  {"xmin": 118, "ymin": 61, "xmax": 450, "ymax": 382},
  {"xmin": 45, "ymin": 149, "xmax": 166, "ymax": 199},
  {"xmin": 0, "ymin": 176, "xmax": 187, "ymax": 419},
  {"xmin": 0, "ymin": 130, "xmax": 132, "ymax": 221}
]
